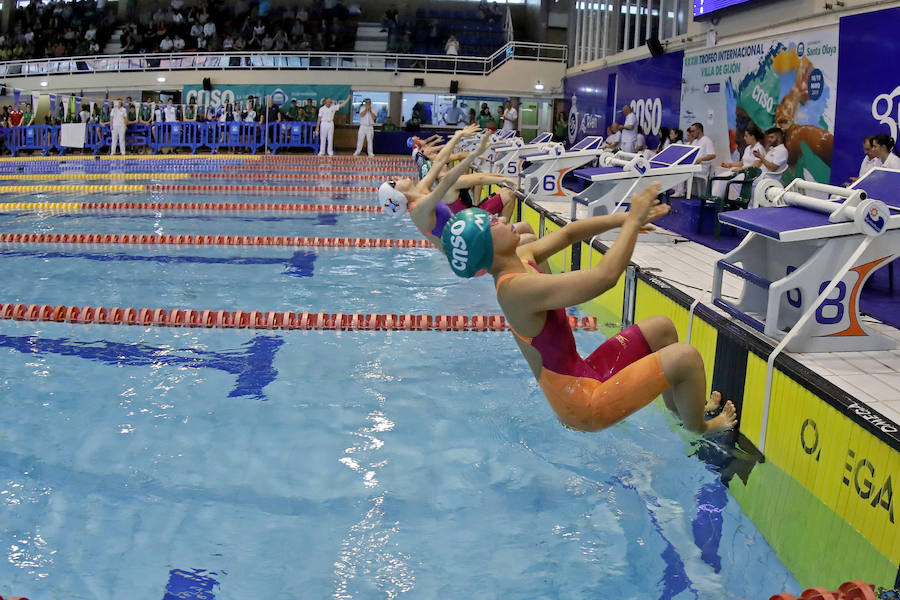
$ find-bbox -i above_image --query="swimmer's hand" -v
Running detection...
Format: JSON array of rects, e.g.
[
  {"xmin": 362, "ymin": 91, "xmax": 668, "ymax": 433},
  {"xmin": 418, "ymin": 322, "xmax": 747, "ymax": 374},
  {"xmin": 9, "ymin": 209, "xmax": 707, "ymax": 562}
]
[
  {"xmin": 502, "ymin": 177, "xmax": 518, "ymax": 189},
  {"xmin": 457, "ymin": 123, "xmax": 481, "ymax": 139},
  {"xmin": 477, "ymin": 132, "xmax": 493, "ymax": 152},
  {"xmin": 625, "ymin": 183, "xmax": 666, "ymax": 227}
]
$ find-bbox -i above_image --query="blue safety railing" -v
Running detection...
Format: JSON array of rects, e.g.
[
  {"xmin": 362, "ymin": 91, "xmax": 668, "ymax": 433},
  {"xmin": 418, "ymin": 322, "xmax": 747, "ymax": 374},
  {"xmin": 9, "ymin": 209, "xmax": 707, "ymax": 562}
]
[
  {"xmin": 267, "ymin": 121, "xmax": 318, "ymax": 153},
  {"xmin": 0, "ymin": 121, "xmax": 322, "ymax": 156},
  {"xmin": 150, "ymin": 122, "xmax": 204, "ymax": 154},
  {"xmin": 7, "ymin": 125, "xmax": 58, "ymax": 156}
]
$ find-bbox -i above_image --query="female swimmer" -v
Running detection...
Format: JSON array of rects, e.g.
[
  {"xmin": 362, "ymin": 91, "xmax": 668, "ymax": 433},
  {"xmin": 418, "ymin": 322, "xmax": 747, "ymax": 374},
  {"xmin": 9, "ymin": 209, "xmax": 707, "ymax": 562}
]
[
  {"xmin": 379, "ymin": 125, "xmax": 534, "ymax": 250},
  {"xmin": 440, "ymin": 182, "xmax": 737, "ymax": 434}
]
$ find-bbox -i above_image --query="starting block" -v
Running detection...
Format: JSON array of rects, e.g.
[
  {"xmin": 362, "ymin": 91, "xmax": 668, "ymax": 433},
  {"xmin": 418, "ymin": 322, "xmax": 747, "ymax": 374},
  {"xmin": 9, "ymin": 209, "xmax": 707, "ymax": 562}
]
[
  {"xmin": 711, "ymin": 168, "xmax": 900, "ymax": 352},
  {"xmin": 482, "ymin": 132, "xmax": 557, "ymax": 177},
  {"xmin": 570, "ymin": 144, "xmax": 701, "ymax": 221},
  {"xmin": 457, "ymin": 128, "xmax": 518, "ymax": 153},
  {"xmin": 517, "ymin": 136, "xmax": 605, "ymax": 203}
]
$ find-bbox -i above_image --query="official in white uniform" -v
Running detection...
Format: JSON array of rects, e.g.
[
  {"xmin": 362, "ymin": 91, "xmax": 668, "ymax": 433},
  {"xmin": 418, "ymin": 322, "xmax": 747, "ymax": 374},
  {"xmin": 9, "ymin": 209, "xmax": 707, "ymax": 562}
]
[
  {"xmin": 871, "ymin": 133, "xmax": 900, "ymax": 170},
  {"xmin": 501, "ymin": 101, "xmax": 518, "ymax": 132},
  {"xmin": 317, "ymin": 96, "xmax": 349, "ymax": 156},
  {"xmin": 753, "ymin": 127, "xmax": 789, "ymax": 185},
  {"xmin": 710, "ymin": 127, "xmax": 764, "ymax": 200},
  {"xmin": 857, "ymin": 136, "xmax": 881, "ymax": 181},
  {"xmin": 619, "ymin": 104, "xmax": 637, "ymax": 153},
  {"xmin": 109, "ymin": 99, "xmax": 128, "ymax": 156},
  {"xmin": 354, "ymin": 98, "xmax": 376, "ymax": 157}
]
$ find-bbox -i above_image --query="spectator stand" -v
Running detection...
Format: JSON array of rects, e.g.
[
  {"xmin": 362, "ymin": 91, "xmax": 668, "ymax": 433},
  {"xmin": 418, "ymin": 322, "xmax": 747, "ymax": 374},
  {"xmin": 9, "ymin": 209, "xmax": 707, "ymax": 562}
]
[{"xmin": 412, "ymin": 8, "xmax": 507, "ymax": 57}]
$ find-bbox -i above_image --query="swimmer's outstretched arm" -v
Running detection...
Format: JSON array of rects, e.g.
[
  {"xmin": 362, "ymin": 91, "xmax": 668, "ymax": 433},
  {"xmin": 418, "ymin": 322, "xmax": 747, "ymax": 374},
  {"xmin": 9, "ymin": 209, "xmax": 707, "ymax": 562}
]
[
  {"xmin": 453, "ymin": 173, "xmax": 517, "ymax": 189},
  {"xmin": 419, "ymin": 124, "xmax": 481, "ymax": 191},
  {"xmin": 410, "ymin": 134, "xmax": 492, "ymax": 229},
  {"xmin": 512, "ymin": 184, "xmax": 664, "ymax": 311}
]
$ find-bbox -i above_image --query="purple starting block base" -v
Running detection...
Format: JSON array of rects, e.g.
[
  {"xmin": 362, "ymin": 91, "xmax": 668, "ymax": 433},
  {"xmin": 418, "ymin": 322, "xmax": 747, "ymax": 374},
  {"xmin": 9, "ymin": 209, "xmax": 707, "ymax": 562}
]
[{"xmin": 653, "ymin": 197, "xmax": 742, "ymax": 244}]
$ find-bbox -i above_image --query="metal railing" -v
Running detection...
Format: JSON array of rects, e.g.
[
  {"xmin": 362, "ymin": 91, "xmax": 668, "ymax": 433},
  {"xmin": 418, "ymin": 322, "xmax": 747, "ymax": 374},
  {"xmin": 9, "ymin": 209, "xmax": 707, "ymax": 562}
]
[{"xmin": 0, "ymin": 42, "xmax": 567, "ymax": 79}]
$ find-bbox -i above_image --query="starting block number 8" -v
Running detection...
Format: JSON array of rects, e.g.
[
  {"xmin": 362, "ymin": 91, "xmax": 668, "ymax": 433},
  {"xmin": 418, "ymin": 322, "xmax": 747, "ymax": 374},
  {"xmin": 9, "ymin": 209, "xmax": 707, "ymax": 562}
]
[{"xmin": 785, "ymin": 266, "xmax": 848, "ymax": 326}]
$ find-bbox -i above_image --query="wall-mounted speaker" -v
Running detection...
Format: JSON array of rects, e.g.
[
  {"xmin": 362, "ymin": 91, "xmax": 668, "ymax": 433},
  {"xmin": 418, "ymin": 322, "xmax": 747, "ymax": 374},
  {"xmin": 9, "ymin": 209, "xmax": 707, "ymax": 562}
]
[
  {"xmin": 449, "ymin": 80, "xmax": 459, "ymax": 94},
  {"xmin": 647, "ymin": 37, "xmax": 665, "ymax": 57},
  {"xmin": 202, "ymin": 77, "xmax": 213, "ymax": 91},
  {"xmin": 413, "ymin": 77, "xmax": 425, "ymax": 88}
]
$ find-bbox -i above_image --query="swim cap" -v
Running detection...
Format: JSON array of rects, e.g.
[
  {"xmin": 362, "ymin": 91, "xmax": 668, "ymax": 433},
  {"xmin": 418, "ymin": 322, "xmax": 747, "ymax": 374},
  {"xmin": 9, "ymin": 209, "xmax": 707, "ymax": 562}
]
[
  {"xmin": 377, "ymin": 181, "xmax": 408, "ymax": 216},
  {"xmin": 442, "ymin": 208, "xmax": 493, "ymax": 278}
]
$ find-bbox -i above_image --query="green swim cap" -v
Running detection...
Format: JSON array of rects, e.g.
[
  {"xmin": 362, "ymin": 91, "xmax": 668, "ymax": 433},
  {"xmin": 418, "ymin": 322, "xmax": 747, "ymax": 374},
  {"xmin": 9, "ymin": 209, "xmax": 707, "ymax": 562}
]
[{"xmin": 442, "ymin": 208, "xmax": 493, "ymax": 278}]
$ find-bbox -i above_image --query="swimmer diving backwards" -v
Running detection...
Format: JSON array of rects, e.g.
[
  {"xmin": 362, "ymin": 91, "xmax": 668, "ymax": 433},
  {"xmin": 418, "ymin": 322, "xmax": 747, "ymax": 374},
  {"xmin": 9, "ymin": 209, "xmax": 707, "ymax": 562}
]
[{"xmin": 442, "ymin": 182, "xmax": 737, "ymax": 434}]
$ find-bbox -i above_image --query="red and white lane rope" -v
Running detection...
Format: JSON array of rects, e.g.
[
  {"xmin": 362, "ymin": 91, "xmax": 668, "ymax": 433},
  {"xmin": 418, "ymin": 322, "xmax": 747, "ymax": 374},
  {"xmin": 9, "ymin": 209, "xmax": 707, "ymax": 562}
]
[
  {"xmin": 190, "ymin": 173, "xmax": 408, "ymax": 181},
  {"xmin": 79, "ymin": 201, "xmax": 381, "ymax": 213},
  {"xmin": 0, "ymin": 233, "xmax": 431, "ymax": 248},
  {"xmin": 0, "ymin": 304, "xmax": 598, "ymax": 332},
  {"xmin": 147, "ymin": 184, "xmax": 379, "ymax": 194}
]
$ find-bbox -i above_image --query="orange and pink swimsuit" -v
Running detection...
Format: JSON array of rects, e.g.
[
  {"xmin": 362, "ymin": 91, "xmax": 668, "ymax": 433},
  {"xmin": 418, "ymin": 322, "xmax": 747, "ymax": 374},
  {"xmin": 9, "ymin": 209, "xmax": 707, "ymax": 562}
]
[{"xmin": 497, "ymin": 264, "xmax": 670, "ymax": 432}]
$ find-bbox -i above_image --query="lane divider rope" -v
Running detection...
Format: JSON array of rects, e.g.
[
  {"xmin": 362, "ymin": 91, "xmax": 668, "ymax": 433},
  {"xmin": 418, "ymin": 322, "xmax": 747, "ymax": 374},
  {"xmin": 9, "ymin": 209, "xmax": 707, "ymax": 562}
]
[
  {"xmin": 0, "ymin": 173, "xmax": 192, "ymax": 180},
  {"xmin": 1, "ymin": 201, "xmax": 382, "ymax": 213},
  {"xmin": 0, "ymin": 232, "xmax": 431, "ymax": 248},
  {"xmin": 0, "ymin": 303, "xmax": 598, "ymax": 332},
  {"xmin": 0, "ymin": 184, "xmax": 379, "ymax": 194}
]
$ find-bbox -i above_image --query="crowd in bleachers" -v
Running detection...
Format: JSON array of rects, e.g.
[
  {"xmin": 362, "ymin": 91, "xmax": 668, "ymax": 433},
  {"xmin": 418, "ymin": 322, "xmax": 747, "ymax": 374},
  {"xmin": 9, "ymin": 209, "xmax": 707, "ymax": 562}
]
[
  {"xmin": 5, "ymin": 0, "xmax": 117, "ymax": 60},
  {"xmin": 7, "ymin": 0, "xmax": 362, "ymax": 60}
]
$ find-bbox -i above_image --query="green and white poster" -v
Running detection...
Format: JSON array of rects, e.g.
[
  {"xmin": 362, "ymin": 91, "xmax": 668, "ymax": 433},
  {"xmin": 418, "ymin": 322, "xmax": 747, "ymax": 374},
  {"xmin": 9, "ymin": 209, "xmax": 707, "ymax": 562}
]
[
  {"xmin": 182, "ymin": 84, "xmax": 352, "ymax": 114},
  {"xmin": 681, "ymin": 27, "xmax": 838, "ymax": 183}
]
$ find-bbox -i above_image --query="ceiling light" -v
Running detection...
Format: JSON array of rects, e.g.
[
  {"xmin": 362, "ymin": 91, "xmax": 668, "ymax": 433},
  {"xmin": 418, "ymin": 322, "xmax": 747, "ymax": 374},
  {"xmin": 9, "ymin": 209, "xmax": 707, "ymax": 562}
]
[
  {"xmin": 39, "ymin": 81, "xmax": 48, "ymax": 87},
  {"xmin": 157, "ymin": 76, "xmax": 167, "ymax": 83},
  {"xmin": 534, "ymin": 82, "xmax": 545, "ymax": 91}
]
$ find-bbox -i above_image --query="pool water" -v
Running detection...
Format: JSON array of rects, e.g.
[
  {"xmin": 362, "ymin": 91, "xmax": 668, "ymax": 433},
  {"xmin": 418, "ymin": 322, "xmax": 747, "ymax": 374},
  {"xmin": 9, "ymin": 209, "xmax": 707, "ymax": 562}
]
[{"xmin": 0, "ymin": 162, "xmax": 802, "ymax": 599}]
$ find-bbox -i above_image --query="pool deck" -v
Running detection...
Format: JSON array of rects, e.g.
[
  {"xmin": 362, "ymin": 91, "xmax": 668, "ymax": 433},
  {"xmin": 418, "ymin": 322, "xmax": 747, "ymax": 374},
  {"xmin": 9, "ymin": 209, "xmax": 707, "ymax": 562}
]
[{"xmin": 536, "ymin": 197, "xmax": 900, "ymax": 429}]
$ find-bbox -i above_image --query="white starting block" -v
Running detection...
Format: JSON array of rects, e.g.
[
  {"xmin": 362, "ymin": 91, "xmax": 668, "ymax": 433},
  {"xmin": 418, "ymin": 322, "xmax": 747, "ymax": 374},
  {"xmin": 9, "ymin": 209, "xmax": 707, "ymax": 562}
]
[
  {"xmin": 457, "ymin": 128, "xmax": 519, "ymax": 153},
  {"xmin": 569, "ymin": 144, "xmax": 701, "ymax": 222},
  {"xmin": 482, "ymin": 132, "xmax": 558, "ymax": 177},
  {"xmin": 517, "ymin": 136, "xmax": 605, "ymax": 203},
  {"xmin": 711, "ymin": 168, "xmax": 900, "ymax": 352}
]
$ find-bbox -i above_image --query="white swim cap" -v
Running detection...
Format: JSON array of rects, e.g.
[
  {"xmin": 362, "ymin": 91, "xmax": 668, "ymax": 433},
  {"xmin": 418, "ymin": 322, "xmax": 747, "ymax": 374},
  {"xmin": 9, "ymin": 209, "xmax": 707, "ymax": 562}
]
[{"xmin": 378, "ymin": 181, "xmax": 408, "ymax": 216}]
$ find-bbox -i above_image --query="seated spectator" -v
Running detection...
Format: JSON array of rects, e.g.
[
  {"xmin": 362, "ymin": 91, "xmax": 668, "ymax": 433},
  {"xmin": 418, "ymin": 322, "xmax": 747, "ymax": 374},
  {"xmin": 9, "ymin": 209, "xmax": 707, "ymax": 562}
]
[
  {"xmin": 196, "ymin": 34, "xmax": 207, "ymax": 50},
  {"xmin": 89, "ymin": 40, "xmax": 101, "ymax": 54},
  {"xmin": 261, "ymin": 32, "xmax": 274, "ymax": 51},
  {"xmin": 190, "ymin": 22, "xmax": 203, "ymax": 40},
  {"xmin": 233, "ymin": 36, "xmax": 246, "ymax": 51},
  {"xmin": 444, "ymin": 35, "xmax": 459, "ymax": 56},
  {"xmin": 635, "ymin": 126, "xmax": 648, "ymax": 153},
  {"xmin": 711, "ymin": 126, "xmax": 764, "ymax": 200},
  {"xmin": 223, "ymin": 35, "xmax": 234, "ymax": 51},
  {"xmin": 654, "ymin": 126, "xmax": 671, "ymax": 152},
  {"xmin": 172, "ymin": 35, "xmax": 185, "ymax": 51},
  {"xmin": 381, "ymin": 117, "xmax": 399, "ymax": 132},
  {"xmin": 159, "ymin": 35, "xmax": 174, "ymax": 52},
  {"xmin": 603, "ymin": 123, "xmax": 621, "ymax": 150},
  {"xmin": 273, "ymin": 29, "xmax": 288, "ymax": 51},
  {"xmin": 202, "ymin": 20, "xmax": 216, "ymax": 39}
]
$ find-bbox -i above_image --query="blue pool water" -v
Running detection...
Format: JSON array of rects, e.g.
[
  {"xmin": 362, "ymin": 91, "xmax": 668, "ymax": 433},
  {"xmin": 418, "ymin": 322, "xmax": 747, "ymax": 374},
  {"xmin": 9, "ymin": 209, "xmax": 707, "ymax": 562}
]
[{"xmin": 0, "ymin": 165, "xmax": 802, "ymax": 599}]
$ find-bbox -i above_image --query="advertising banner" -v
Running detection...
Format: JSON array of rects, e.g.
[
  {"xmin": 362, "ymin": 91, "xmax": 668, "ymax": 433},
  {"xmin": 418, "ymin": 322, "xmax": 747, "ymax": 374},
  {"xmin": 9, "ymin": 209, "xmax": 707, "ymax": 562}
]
[
  {"xmin": 182, "ymin": 84, "xmax": 352, "ymax": 113},
  {"xmin": 681, "ymin": 28, "xmax": 838, "ymax": 183},
  {"xmin": 832, "ymin": 7, "xmax": 900, "ymax": 185},
  {"xmin": 563, "ymin": 52, "xmax": 684, "ymax": 149}
]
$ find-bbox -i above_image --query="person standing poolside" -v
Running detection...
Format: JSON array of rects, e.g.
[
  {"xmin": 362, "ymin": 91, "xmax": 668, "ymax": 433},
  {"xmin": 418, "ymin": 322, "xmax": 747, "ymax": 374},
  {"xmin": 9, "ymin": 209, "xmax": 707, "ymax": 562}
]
[
  {"xmin": 354, "ymin": 98, "xmax": 376, "ymax": 157},
  {"xmin": 440, "ymin": 183, "xmax": 737, "ymax": 435},
  {"xmin": 619, "ymin": 103, "xmax": 637, "ymax": 152},
  {"xmin": 317, "ymin": 95, "xmax": 349, "ymax": 156},
  {"xmin": 109, "ymin": 99, "xmax": 128, "ymax": 155}
]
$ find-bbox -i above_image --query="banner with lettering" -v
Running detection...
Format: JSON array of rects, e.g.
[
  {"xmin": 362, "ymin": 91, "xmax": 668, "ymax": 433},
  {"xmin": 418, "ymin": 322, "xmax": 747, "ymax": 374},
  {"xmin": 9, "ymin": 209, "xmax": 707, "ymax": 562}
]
[
  {"xmin": 563, "ymin": 52, "xmax": 684, "ymax": 149},
  {"xmin": 681, "ymin": 27, "xmax": 838, "ymax": 183},
  {"xmin": 831, "ymin": 7, "xmax": 900, "ymax": 185},
  {"xmin": 182, "ymin": 84, "xmax": 352, "ymax": 114}
]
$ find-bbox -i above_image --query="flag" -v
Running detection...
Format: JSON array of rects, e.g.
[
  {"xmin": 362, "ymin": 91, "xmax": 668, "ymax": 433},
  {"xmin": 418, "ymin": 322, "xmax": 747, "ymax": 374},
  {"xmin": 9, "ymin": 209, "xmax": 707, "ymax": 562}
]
[
  {"xmin": 49, "ymin": 94, "xmax": 56, "ymax": 113},
  {"xmin": 13, "ymin": 88, "xmax": 20, "ymax": 107}
]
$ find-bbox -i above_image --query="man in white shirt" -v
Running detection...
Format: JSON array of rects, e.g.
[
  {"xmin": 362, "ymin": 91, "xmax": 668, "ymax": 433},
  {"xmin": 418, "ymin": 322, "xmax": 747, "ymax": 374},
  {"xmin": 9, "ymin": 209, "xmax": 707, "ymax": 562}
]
[
  {"xmin": 317, "ymin": 96, "xmax": 349, "ymax": 156},
  {"xmin": 354, "ymin": 98, "xmax": 376, "ymax": 157},
  {"xmin": 602, "ymin": 123, "xmax": 620, "ymax": 150},
  {"xmin": 618, "ymin": 103, "xmax": 637, "ymax": 153},
  {"xmin": 686, "ymin": 122, "xmax": 716, "ymax": 198},
  {"xmin": 753, "ymin": 127, "xmax": 789, "ymax": 183},
  {"xmin": 501, "ymin": 100, "xmax": 517, "ymax": 132},
  {"xmin": 856, "ymin": 135, "xmax": 881, "ymax": 181},
  {"xmin": 109, "ymin": 99, "xmax": 128, "ymax": 155}
]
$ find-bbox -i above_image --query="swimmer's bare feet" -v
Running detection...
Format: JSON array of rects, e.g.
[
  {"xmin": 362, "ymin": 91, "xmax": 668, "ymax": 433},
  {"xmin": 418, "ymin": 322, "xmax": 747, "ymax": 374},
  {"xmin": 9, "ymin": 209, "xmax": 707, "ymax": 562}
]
[
  {"xmin": 703, "ymin": 400, "xmax": 737, "ymax": 435},
  {"xmin": 704, "ymin": 391, "xmax": 722, "ymax": 413}
]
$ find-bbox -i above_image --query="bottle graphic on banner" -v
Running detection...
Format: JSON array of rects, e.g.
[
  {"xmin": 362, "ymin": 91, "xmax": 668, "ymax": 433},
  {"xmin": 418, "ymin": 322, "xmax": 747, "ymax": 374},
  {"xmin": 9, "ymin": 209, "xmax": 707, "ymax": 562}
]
[{"xmin": 567, "ymin": 95, "xmax": 579, "ymax": 145}]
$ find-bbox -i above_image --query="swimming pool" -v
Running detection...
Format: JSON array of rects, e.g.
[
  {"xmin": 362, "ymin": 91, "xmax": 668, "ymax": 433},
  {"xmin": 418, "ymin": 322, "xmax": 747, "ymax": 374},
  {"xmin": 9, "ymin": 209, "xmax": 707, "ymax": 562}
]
[{"xmin": 0, "ymin": 158, "xmax": 802, "ymax": 599}]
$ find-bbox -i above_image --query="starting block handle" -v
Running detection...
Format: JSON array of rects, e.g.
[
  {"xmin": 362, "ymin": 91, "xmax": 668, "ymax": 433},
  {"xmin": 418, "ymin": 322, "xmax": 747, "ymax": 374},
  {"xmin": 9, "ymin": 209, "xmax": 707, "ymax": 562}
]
[
  {"xmin": 605, "ymin": 150, "xmax": 639, "ymax": 168},
  {"xmin": 791, "ymin": 179, "xmax": 864, "ymax": 200}
]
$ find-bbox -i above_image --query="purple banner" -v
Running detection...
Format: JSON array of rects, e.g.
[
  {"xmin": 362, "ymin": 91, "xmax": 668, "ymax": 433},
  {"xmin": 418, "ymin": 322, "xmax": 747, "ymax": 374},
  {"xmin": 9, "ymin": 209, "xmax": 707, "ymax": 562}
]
[
  {"xmin": 832, "ymin": 7, "xmax": 900, "ymax": 185},
  {"xmin": 563, "ymin": 52, "xmax": 684, "ymax": 149}
]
